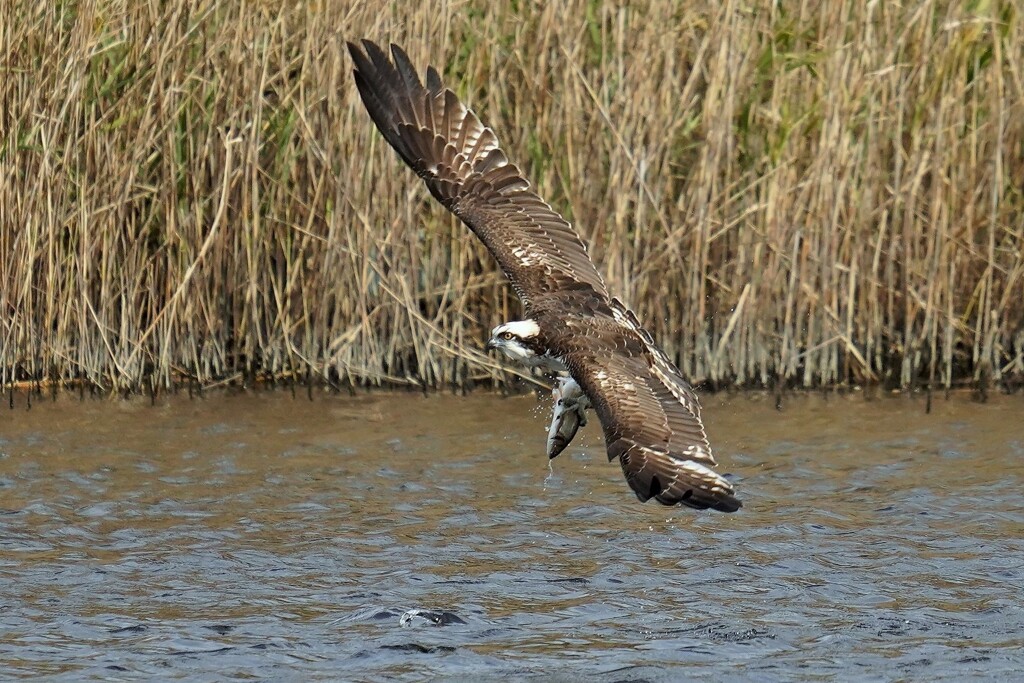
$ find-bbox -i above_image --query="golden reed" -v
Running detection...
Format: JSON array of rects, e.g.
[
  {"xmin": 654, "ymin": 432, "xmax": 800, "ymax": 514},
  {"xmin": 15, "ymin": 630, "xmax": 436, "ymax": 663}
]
[{"xmin": 2, "ymin": 0, "xmax": 1022, "ymax": 395}]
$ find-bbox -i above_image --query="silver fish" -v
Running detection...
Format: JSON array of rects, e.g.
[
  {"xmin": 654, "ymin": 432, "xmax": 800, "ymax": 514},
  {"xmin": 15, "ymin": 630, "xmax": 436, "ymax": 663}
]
[{"xmin": 547, "ymin": 376, "xmax": 591, "ymax": 459}]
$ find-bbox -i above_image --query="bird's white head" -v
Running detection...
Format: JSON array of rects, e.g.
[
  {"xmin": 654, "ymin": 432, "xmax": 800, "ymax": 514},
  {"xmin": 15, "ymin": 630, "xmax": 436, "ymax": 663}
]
[{"xmin": 485, "ymin": 320, "xmax": 542, "ymax": 365}]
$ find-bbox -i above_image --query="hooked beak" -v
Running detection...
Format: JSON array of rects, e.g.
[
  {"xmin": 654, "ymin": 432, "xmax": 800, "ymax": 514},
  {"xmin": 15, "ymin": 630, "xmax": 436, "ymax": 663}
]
[{"xmin": 484, "ymin": 338, "xmax": 497, "ymax": 352}]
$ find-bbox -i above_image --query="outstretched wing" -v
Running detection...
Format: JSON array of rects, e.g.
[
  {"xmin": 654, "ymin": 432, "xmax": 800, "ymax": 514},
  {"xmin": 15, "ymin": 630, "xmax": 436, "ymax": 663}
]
[
  {"xmin": 563, "ymin": 306, "xmax": 741, "ymax": 512},
  {"xmin": 347, "ymin": 40, "xmax": 608, "ymax": 309}
]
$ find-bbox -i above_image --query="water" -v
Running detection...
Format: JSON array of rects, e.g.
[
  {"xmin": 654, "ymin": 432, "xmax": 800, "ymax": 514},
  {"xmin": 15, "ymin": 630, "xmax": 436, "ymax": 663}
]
[{"xmin": 1, "ymin": 389, "xmax": 1022, "ymax": 680}]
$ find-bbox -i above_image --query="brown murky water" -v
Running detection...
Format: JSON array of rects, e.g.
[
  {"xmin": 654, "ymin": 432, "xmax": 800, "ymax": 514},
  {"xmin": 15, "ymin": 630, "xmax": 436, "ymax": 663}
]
[{"xmin": 1, "ymin": 389, "xmax": 1022, "ymax": 680}]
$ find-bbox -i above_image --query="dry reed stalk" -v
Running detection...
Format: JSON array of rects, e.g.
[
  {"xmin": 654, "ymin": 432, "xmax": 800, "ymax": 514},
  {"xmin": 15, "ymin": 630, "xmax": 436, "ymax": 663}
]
[{"xmin": 1, "ymin": 0, "xmax": 1022, "ymax": 396}]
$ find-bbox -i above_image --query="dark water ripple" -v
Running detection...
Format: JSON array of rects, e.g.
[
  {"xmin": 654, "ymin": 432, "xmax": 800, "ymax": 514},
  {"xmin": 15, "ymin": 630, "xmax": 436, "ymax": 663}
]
[{"xmin": 1, "ymin": 391, "xmax": 1022, "ymax": 680}]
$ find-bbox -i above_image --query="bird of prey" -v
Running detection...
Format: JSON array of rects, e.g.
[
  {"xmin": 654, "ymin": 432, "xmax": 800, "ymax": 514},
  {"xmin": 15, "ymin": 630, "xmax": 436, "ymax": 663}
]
[{"xmin": 348, "ymin": 40, "xmax": 740, "ymax": 512}]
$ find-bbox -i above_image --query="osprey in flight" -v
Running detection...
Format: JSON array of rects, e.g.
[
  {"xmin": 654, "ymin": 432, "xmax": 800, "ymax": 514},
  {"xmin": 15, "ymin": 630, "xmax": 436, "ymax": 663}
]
[{"xmin": 348, "ymin": 40, "xmax": 741, "ymax": 512}]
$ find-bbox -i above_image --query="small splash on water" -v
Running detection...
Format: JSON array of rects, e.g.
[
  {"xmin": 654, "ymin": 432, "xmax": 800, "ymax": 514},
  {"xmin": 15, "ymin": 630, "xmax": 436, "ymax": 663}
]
[{"xmin": 398, "ymin": 609, "xmax": 466, "ymax": 627}]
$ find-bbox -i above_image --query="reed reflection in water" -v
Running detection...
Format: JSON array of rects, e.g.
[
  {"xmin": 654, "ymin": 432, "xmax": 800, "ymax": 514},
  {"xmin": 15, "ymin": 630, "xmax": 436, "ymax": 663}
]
[{"xmin": 1, "ymin": 391, "xmax": 1021, "ymax": 680}]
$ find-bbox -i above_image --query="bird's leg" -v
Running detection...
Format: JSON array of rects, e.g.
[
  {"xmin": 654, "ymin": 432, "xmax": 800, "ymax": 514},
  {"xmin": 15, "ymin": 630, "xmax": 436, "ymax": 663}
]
[
  {"xmin": 563, "ymin": 376, "xmax": 590, "ymax": 426},
  {"xmin": 546, "ymin": 376, "xmax": 590, "ymax": 460}
]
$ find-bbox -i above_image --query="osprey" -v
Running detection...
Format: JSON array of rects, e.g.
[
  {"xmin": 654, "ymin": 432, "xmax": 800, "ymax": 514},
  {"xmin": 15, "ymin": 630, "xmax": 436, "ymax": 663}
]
[{"xmin": 348, "ymin": 40, "xmax": 741, "ymax": 512}]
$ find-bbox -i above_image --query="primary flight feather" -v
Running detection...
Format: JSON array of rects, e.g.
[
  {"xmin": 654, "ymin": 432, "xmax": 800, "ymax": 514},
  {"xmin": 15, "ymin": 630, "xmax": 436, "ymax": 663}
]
[{"xmin": 348, "ymin": 40, "xmax": 741, "ymax": 512}]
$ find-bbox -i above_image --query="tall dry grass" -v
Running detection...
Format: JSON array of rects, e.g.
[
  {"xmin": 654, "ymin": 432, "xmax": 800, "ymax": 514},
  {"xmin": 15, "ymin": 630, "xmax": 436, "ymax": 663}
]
[{"xmin": 2, "ymin": 0, "xmax": 1022, "ymax": 396}]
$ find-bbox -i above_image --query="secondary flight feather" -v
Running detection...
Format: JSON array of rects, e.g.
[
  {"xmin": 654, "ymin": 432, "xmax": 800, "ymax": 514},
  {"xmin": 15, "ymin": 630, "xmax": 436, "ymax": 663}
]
[{"xmin": 348, "ymin": 40, "xmax": 741, "ymax": 512}]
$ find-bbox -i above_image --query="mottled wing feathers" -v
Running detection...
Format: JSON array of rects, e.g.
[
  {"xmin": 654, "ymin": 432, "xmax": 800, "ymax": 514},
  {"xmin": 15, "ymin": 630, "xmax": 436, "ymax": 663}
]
[
  {"xmin": 607, "ymin": 299, "xmax": 717, "ymax": 463},
  {"xmin": 564, "ymin": 313, "xmax": 741, "ymax": 512},
  {"xmin": 347, "ymin": 40, "xmax": 608, "ymax": 308}
]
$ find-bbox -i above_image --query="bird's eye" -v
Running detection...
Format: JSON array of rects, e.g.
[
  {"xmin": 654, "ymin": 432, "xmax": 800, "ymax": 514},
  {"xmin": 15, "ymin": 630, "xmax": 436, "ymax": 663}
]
[{"xmin": 502, "ymin": 332, "xmax": 514, "ymax": 340}]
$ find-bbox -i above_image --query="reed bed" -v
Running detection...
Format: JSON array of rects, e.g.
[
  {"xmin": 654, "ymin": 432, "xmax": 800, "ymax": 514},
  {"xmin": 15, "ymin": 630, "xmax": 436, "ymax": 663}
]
[{"xmin": 2, "ymin": 0, "xmax": 1022, "ymax": 395}]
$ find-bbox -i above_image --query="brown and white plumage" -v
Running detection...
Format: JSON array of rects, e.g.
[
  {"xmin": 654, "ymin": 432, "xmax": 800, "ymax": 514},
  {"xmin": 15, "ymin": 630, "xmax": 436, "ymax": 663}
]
[
  {"xmin": 348, "ymin": 40, "xmax": 741, "ymax": 513},
  {"xmin": 348, "ymin": 40, "xmax": 607, "ymax": 306}
]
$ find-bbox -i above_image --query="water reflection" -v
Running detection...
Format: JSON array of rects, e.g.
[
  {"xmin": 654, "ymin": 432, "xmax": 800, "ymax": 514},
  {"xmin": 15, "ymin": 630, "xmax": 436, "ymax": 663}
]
[{"xmin": 1, "ymin": 390, "xmax": 1022, "ymax": 679}]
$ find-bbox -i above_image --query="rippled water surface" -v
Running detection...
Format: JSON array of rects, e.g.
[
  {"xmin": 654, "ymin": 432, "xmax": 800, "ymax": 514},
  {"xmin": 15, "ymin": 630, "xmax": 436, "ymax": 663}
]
[{"xmin": 1, "ymin": 389, "xmax": 1022, "ymax": 680}]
